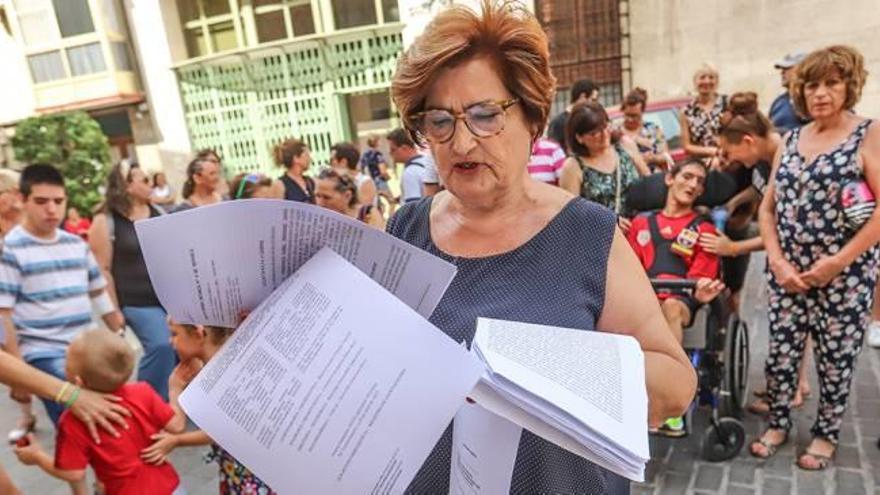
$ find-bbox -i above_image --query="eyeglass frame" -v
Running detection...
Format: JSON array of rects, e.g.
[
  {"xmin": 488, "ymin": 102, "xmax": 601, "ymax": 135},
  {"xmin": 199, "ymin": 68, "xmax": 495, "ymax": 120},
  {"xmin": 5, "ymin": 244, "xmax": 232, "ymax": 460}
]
[{"xmin": 407, "ymin": 97, "xmax": 521, "ymax": 144}]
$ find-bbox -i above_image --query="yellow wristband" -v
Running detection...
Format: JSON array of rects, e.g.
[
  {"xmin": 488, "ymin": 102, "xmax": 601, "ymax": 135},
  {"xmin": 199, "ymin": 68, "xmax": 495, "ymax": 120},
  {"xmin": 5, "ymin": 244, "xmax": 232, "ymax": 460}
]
[{"xmin": 54, "ymin": 382, "xmax": 70, "ymax": 404}]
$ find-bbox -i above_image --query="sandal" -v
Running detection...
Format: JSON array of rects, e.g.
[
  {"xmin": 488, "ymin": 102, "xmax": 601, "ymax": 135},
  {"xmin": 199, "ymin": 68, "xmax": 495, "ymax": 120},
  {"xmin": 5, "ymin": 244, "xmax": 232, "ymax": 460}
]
[
  {"xmin": 749, "ymin": 432, "xmax": 788, "ymax": 459},
  {"xmin": 797, "ymin": 450, "xmax": 834, "ymax": 471}
]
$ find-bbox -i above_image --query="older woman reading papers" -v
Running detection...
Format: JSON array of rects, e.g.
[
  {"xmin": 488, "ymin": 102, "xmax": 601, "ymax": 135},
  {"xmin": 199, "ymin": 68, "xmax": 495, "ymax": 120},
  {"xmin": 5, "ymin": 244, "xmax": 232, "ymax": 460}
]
[{"xmin": 387, "ymin": 2, "xmax": 696, "ymax": 493}]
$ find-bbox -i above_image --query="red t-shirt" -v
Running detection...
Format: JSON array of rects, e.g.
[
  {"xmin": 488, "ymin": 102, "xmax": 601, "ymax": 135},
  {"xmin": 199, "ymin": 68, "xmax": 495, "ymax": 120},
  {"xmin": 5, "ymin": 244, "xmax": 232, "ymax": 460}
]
[
  {"xmin": 626, "ymin": 211, "xmax": 719, "ymax": 298},
  {"xmin": 55, "ymin": 382, "xmax": 180, "ymax": 495},
  {"xmin": 63, "ymin": 218, "xmax": 91, "ymax": 239}
]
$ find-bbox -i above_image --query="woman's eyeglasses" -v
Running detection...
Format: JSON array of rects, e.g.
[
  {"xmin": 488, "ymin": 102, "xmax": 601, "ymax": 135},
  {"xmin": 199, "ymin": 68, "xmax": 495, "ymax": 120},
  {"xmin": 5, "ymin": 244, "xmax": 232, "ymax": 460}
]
[
  {"xmin": 235, "ymin": 173, "xmax": 265, "ymax": 199},
  {"xmin": 408, "ymin": 98, "xmax": 520, "ymax": 144}
]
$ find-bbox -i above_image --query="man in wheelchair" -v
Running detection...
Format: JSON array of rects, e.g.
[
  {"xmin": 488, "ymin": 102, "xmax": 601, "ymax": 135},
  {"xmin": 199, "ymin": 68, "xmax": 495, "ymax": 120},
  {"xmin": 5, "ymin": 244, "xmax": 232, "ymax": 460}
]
[{"xmin": 627, "ymin": 159, "xmax": 726, "ymax": 436}]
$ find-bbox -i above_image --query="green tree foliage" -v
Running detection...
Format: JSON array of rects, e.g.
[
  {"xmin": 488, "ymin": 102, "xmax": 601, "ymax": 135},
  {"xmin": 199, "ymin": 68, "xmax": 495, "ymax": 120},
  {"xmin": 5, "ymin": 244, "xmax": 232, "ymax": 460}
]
[{"xmin": 11, "ymin": 111, "xmax": 110, "ymax": 215}]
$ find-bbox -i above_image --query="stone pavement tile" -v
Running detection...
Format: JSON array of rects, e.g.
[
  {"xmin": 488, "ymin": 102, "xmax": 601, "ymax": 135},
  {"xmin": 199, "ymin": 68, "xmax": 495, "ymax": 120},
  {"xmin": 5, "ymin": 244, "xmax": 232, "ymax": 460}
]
[
  {"xmin": 658, "ymin": 472, "xmax": 691, "ymax": 495},
  {"xmin": 834, "ymin": 469, "xmax": 867, "ymax": 495},
  {"xmin": 856, "ymin": 384, "xmax": 880, "ymax": 400},
  {"xmin": 762, "ymin": 477, "xmax": 792, "ymax": 495},
  {"xmin": 728, "ymin": 458, "xmax": 757, "ymax": 485},
  {"xmin": 650, "ymin": 436, "xmax": 673, "ymax": 459},
  {"xmin": 692, "ymin": 464, "xmax": 723, "ymax": 491},
  {"xmin": 761, "ymin": 453, "xmax": 795, "ymax": 478},
  {"xmin": 836, "ymin": 445, "xmax": 861, "ymax": 469},
  {"xmin": 839, "ymin": 423, "xmax": 857, "ymax": 445},
  {"xmin": 631, "ymin": 484, "xmax": 655, "ymax": 495},
  {"xmin": 664, "ymin": 447, "xmax": 696, "ymax": 475},
  {"xmin": 857, "ymin": 418, "xmax": 880, "ymax": 437},
  {"xmin": 726, "ymin": 486, "xmax": 756, "ymax": 495},
  {"xmin": 796, "ymin": 469, "xmax": 827, "ymax": 495}
]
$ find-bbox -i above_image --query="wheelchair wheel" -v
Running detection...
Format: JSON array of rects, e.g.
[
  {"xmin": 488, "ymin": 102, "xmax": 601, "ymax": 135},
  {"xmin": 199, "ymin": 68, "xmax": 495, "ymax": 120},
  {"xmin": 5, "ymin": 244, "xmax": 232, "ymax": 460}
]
[
  {"xmin": 701, "ymin": 418, "xmax": 745, "ymax": 462},
  {"xmin": 721, "ymin": 315, "xmax": 749, "ymax": 418}
]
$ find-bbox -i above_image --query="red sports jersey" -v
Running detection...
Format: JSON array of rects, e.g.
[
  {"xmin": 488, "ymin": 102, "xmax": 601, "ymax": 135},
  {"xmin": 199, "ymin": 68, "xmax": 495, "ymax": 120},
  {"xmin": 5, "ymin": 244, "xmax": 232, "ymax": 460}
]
[{"xmin": 627, "ymin": 211, "xmax": 720, "ymax": 297}]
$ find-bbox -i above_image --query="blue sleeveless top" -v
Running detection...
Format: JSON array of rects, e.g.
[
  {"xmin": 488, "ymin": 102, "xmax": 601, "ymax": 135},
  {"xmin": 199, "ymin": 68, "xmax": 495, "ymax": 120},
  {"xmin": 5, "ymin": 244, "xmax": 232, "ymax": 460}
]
[{"xmin": 387, "ymin": 196, "xmax": 629, "ymax": 494}]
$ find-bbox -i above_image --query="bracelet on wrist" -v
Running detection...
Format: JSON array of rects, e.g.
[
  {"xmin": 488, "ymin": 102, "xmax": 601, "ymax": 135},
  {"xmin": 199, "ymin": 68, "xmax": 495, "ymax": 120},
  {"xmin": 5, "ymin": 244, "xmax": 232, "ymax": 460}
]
[
  {"xmin": 64, "ymin": 386, "xmax": 81, "ymax": 409},
  {"xmin": 54, "ymin": 382, "xmax": 71, "ymax": 404}
]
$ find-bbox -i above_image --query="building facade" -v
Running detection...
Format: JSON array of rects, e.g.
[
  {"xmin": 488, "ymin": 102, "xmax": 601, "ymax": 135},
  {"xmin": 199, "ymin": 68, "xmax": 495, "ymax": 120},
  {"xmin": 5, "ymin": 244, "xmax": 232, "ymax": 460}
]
[
  {"xmin": 628, "ymin": 0, "xmax": 880, "ymax": 117},
  {"xmin": 0, "ymin": 0, "xmax": 145, "ymax": 167}
]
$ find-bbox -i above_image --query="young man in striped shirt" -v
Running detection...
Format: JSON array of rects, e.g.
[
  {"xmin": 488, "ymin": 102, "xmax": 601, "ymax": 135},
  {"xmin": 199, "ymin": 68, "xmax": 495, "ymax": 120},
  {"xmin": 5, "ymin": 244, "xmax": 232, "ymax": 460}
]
[{"xmin": 0, "ymin": 164, "xmax": 125, "ymax": 426}]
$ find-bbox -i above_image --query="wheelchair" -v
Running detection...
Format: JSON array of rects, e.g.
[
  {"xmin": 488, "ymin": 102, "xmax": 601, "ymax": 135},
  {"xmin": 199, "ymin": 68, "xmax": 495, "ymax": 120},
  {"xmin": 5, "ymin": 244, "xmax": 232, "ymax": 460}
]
[{"xmin": 626, "ymin": 170, "xmax": 751, "ymax": 462}]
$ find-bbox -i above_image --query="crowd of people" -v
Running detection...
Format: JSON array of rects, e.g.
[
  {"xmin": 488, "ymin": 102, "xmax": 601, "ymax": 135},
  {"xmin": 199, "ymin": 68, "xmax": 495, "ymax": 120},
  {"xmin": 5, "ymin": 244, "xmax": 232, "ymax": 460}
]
[{"xmin": 0, "ymin": 2, "xmax": 876, "ymax": 494}]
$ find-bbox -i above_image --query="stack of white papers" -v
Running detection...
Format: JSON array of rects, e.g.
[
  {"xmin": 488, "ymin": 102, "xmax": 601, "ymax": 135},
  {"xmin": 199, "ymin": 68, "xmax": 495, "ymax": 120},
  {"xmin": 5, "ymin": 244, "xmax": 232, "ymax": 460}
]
[
  {"xmin": 134, "ymin": 199, "xmax": 457, "ymax": 326},
  {"xmin": 469, "ymin": 318, "xmax": 650, "ymax": 482},
  {"xmin": 178, "ymin": 248, "xmax": 483, "ymax": 493}
]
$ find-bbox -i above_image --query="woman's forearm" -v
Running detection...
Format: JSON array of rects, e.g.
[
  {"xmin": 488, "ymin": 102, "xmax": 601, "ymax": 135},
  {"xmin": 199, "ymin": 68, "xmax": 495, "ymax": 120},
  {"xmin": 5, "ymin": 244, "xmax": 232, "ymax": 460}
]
[
  {"xmin": 836, "ymin": 212, "xmax": 880, "ymax": 266},
  {"xmin": 0, "ymin": 350, "xmax": 66, "ymax": 401},
  {"xmin": 685, "ymin": 144, "xmax": 718, "ymax": 158},
  {"xmin": 644, "ymin": 351, "xmax": 696, "ymax": 427}
]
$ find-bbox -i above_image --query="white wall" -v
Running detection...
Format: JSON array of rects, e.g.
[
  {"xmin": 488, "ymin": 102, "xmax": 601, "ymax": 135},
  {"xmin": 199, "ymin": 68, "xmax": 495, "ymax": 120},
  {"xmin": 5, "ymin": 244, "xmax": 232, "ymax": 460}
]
[
  {"xmin": 629, "ymin": 0, "xmax": 880, "ymax": 116},
  {"xmin": 0, "ymin": 26, "xmax": 36, "ymax": 125},
  {"xmin": 123, "ymin": 0, "xmax": 192, "ymax": 183}
]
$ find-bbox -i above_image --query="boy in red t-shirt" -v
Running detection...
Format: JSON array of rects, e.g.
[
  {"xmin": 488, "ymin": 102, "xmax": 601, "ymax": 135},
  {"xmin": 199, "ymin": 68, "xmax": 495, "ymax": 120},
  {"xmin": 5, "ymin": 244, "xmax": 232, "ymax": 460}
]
[
  {"xmin": 627, "ymin": 160, "xmax": 725, "ymax": 436},
  {"xmin": 14, "ymin": 329, "xmax": 185, "ymax": 495}
]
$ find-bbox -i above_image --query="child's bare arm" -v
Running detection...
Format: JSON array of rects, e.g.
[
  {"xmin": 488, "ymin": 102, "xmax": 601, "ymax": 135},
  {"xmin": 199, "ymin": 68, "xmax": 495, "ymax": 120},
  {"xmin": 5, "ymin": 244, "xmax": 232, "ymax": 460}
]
[
  {"xmin": 164, "ymin": 359, "xmax": 203, "ymax": 433},
  {"xmin": 141, "ymin": 429, "xmax": 213, "ymax": 465},
  {"xmin": 14, "ymin": 438, "xmax": 85, "ymax": 483}
]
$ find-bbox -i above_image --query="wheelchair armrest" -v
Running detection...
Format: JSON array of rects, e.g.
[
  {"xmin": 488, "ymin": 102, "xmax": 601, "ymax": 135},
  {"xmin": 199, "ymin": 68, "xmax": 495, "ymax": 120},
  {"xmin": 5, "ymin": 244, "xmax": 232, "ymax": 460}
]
[{"xmin": 649, "ymin": 279, "xmax": 697, "ymax": 291}]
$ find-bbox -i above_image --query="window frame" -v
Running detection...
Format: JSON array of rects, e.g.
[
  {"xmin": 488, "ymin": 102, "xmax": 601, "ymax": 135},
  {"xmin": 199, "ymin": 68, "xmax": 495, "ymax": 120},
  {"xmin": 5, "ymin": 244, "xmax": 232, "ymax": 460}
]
[
  {"xmin": 8, "ymin": 0, "xmax": 130, "ymax": 86},
  {"xmin": 179, "ymin": 0, "xmax": 246, "ymax": 58}
]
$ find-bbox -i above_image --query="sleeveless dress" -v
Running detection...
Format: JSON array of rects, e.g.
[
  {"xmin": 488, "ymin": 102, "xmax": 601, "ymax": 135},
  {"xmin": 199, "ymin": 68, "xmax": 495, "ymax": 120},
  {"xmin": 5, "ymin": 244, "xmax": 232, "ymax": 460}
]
[
  {"xmin": 577, "ymin": 144, "xmax": 640, "ymax": 216},
  {"xmin": 682, "ymin": 95, "xmax": 727, "ymax": 148},
  {"xmin": 764, "ymin": 119, "xmax": 879, "ymax": 442},
  {"xmin": 387, "ymin": 197, "xmax": 629, "ymax": 494}
]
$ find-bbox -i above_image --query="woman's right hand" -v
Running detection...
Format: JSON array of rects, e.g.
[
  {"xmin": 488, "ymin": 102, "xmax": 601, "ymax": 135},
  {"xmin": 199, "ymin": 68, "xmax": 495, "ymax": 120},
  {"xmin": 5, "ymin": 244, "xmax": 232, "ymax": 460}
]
[
  {"xmin": 69, "ymin": 389, "xmax": 131, "ymax": 444},
  {"xmin": 769, "ymin": 256, "xmax": 810, "ymax": 294}
]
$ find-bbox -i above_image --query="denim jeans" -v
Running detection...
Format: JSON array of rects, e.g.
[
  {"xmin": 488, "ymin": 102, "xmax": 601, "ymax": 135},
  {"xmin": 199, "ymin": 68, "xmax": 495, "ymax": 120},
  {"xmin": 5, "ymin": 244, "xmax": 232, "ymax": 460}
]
[
  {"xmin": 25, "ymin": 350, "xmax": 67, "ymax": 425},
  {"xmin": 122, "ymin": 306, "xmax": 176, "ymax": 401}
]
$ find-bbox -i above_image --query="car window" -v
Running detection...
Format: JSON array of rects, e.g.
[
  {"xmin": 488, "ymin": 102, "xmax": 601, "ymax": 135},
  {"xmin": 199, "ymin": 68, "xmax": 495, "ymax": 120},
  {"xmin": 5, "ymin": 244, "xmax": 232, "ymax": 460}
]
[
  {"xmin": 645, "ymin": 109, "xmax": 682, "ymax": 150},
  {"xmin": 610, "ymin": 107, "xmax": 683, "ymax": 150}
]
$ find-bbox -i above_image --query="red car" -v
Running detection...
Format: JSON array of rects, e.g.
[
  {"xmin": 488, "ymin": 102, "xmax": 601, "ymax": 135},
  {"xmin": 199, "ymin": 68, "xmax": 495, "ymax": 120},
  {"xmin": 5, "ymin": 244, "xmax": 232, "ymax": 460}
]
[{"xmin": 607, "ymin": 97, "xmax": 691, "ymax": 164}]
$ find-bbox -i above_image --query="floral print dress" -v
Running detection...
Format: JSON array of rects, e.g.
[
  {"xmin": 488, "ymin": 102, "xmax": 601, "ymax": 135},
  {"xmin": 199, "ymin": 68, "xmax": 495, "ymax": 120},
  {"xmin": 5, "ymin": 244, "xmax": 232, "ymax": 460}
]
[
  {"xmin": 682, "ymin": 94, "xmax": 728, "ymax": 148},
  {"xmin": 764, "ymin": 119, "xmax": 879, "ymax": 443},
  {"xmin": 576, "ymin": 144, "xmax": 640, "ymax": 216},
  {"xmin": 206, "ymin": 445, "xmax": 277, "ymax": 494}
]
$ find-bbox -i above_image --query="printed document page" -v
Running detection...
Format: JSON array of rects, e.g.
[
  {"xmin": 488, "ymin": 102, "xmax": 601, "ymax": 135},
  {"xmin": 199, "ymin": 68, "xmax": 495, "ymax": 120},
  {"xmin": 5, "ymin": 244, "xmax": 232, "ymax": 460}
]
[
  {"xmin": 471, "ymin": 318, "xmax": 649, "ymax": 480},
  {"xmin": 179, "ymin": 248, "xmax": 482, "ymax": 494},
  {"xmin": 135, "ymin": 200, "xmax": 456, "ymax": 326},
  {"xmin": 449, "ymin": 401, "xmax": 522, "ymax": 495}
]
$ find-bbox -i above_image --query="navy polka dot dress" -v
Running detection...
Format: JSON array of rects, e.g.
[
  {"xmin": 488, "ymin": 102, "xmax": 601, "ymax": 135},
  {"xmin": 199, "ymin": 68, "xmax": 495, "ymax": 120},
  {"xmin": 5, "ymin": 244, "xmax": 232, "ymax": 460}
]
[{"xmin": 388, "ymin": 197, "xmax": 630, "ymax": 494}]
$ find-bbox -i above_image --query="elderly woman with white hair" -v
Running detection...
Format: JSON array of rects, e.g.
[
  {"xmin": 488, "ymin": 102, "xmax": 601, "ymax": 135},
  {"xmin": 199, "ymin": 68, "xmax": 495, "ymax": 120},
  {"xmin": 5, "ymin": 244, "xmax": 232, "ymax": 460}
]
[{"xmin": 679, "ymin": 63, "xmax": 728, "ymax": 164}]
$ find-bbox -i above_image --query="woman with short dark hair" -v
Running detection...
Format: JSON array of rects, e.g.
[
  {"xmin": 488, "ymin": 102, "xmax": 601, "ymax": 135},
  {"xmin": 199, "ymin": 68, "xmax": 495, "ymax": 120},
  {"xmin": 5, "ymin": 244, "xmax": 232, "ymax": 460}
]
[{"xmin": 559, "ymin": 101, "xmax": 649, "ymax": 232}]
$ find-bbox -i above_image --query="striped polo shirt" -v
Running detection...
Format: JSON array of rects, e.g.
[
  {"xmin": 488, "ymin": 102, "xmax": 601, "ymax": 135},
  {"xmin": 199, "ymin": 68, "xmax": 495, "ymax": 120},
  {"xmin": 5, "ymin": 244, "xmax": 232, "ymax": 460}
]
[
  {"xmin": 527, "ymin": 137, "xmax": 567, "ymax": 185},
  {"xmin": 0, "ymin": 226, "xmax": 105, "ymax": 358}
]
